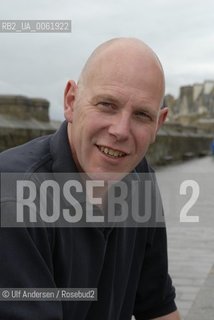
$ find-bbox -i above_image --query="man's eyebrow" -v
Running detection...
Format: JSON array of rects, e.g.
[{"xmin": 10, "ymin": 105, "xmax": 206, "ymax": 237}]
[
  {"xmin": 92, "ymin": 95, "xmax": 121, "ymax": 104},
  {"xmin": 135, "ymin": 103, "xmax": 163, "ymax": 119}
]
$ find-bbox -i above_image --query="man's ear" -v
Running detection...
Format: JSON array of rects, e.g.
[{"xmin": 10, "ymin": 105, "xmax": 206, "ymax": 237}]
[
  {"xmin": 157, "ymin": 107, "xmax": 168, "ymax": 131},
  {"xmin": 64, "ymin": 80, "xmax": 78, "ymax": 122},
  {"xmin": 151, "ymin": 107, "xmax": 168, "ymax": 143}
]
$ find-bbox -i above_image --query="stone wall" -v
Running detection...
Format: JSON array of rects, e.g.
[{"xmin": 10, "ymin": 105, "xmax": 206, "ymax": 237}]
[
  {"xmin": 147, "ymin": 123, "xmax": 213, "ymax": 166},
  {"xmin": 0, "ymin": 95, "xmax": 49, "ymax": 122},
  {"xmin": 0, "ymin": 95, "xmax": 60, "ymax": 152},
  {"xmin": 0, "ymin": 126, "xmax": 58, "ymax": 152}
]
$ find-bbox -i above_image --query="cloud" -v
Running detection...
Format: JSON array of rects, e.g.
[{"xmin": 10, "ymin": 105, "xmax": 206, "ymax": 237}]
[{"xmin": 0, "ymin": 0, "xmax": 214, "ymax": 118}]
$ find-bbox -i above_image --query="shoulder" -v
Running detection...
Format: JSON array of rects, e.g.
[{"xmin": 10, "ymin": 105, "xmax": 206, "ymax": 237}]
[
  {"xmin": 135, "ymin": 157, "xmax": 155, "ymax": 174},
  {"xmin": 135, "ymin": 157, "xmax": 157, "ymax": 185},
  {"xmin": 0, "ymin": 134, "xmax": 53, "ymax": 173}
]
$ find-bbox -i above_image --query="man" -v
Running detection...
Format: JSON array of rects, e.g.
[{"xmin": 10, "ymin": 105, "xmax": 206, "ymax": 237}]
[{"xmin": 0, "ymin": 38, "xmax": 180, "ymax": 319}]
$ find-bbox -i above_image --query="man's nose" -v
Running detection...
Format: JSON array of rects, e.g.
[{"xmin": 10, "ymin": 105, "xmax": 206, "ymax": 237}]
[{"xmin": 108, "ymin": 112, "xmax": 131, "ymax": 141}]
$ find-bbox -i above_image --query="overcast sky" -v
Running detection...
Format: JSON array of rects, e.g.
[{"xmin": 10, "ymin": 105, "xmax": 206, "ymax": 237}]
[{"xmin": 0, "ymin": 0, "xmax": 214, "ymax": 120}]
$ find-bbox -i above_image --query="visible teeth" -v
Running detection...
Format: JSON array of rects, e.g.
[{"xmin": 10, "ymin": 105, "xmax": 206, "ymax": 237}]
[
  {"xmin": 98, "ymin": 146, "xmax": 126, "ymax": 158},
  {"xmin": 109, "ymin": 149, "xmax": 114, "ymax": 156}
]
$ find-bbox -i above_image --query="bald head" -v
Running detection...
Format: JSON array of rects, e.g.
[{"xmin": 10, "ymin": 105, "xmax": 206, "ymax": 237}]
[{"xmin": 78, "ymin": 37, "xmax": 165, "ymax": 104}]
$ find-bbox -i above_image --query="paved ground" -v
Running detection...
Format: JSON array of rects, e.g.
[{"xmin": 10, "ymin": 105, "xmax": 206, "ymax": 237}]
[
  {"xmin": 157, "ymin": 156, "xmax": 214, "ymax": 319},
  {"xmin": 185, "ymin": 264, "xmax": 214, "ymax": 320}
]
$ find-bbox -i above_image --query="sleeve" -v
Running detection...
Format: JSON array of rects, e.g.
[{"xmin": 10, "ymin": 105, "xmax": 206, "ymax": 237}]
[
  {"xmin": 133, "ymin": 227, "xmax": 177, "ymax": 320},
  {"xmin": 0, "ymin": 201, "xmax": 63, "ymax": 320}
]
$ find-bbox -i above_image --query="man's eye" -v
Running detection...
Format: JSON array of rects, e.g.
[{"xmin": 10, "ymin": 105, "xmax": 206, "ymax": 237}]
[
  {"xmin": 97, "ymin": 102, "xmax": 116, "ymax": 111},
  {"xmin": 99, "ymin": 102, "xmax": 112, "ymax": 107},
  {"xmin": 135, "ymin": 112, "xmax": 151, "ymax": 120}
]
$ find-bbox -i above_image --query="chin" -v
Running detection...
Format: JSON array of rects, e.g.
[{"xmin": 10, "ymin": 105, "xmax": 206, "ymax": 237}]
[{"xmin": 86, "ymin": 170, "xmax": 124, "ymax": 182}]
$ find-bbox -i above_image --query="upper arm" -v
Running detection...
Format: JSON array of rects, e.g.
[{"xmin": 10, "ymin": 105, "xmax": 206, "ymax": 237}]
[{"xmin": 133, "ymin": 227, "xmax": 177, "ymax": 319}]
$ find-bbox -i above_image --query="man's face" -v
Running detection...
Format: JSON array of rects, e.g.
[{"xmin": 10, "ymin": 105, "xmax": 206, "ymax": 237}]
[{"xmin": 64, "ymin": 53, "xmax": 167, "ymax": 180}]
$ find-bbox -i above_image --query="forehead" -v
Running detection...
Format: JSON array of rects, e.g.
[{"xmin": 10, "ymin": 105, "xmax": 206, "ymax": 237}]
[
  {"xmin": 84, "ymin": 68, "xmax": 163, "ymax": 110},
  {"xmin": 83, "ymin": 50, "xmax": 164, "ymax": 105},
  {"xmin": 89, "ymin": 84, "xmax": 155, "ymax": 107}
]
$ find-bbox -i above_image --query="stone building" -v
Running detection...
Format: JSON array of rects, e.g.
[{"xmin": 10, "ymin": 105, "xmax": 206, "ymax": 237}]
[
  {"xmin": 165, "ymin": 80, "xmax": 214, "ymax": 132},
  {"xmin": 0, "ymin": 95, "xmax": 61, "ymax": 151}
]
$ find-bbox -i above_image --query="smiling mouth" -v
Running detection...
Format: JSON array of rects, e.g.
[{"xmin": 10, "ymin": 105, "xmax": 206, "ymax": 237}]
[{"xmin": 96, "ymin": 145, "xmax": 127, "ymax": 158}]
